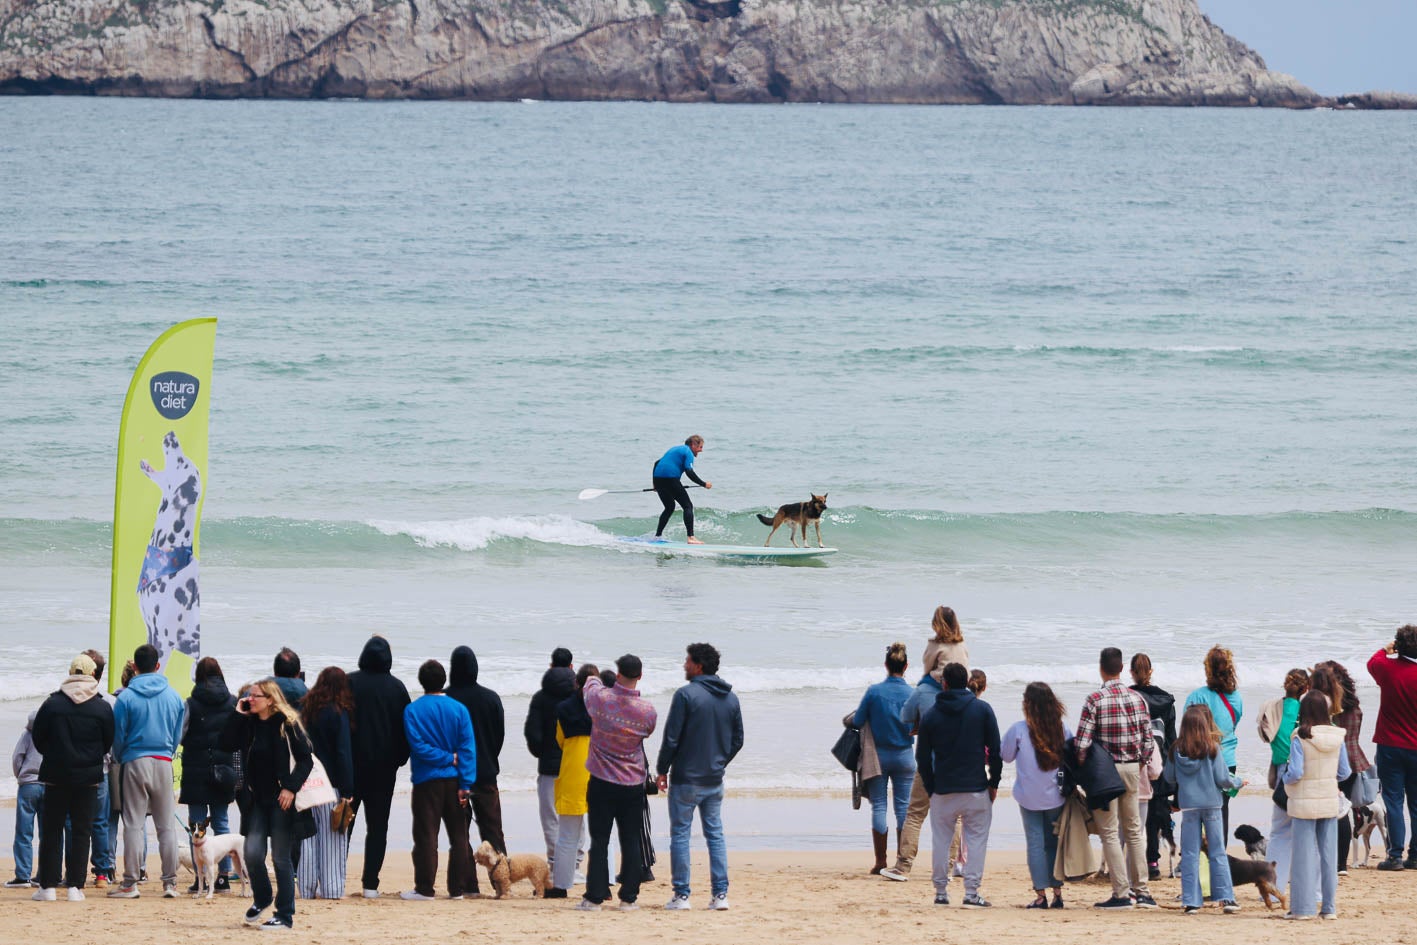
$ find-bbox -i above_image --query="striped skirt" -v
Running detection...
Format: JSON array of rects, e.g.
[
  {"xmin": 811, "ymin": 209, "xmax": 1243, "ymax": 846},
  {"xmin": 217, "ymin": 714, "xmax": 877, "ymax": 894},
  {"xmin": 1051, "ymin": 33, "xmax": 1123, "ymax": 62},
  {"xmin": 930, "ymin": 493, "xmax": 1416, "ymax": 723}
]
[{"xmin": 296, "ymin": 803, "xmax": 348, "ymax": 899}]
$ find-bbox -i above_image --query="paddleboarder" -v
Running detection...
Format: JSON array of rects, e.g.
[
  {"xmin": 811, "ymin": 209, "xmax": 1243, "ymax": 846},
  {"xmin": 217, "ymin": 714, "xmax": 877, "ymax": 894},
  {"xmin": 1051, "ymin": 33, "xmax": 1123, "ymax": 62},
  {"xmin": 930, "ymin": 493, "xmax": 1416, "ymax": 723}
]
[{"xmin": 653, "ymin": 436, "xmax": 712, "ymax": 544}]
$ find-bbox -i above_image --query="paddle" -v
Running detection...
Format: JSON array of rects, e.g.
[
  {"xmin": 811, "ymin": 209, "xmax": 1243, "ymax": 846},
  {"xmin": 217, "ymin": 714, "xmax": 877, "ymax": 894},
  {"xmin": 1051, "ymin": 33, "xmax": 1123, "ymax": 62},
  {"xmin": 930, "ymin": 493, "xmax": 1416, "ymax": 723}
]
[{"xmin": 578, "ymin": 485, "xmax": 705, "ymax": 501}]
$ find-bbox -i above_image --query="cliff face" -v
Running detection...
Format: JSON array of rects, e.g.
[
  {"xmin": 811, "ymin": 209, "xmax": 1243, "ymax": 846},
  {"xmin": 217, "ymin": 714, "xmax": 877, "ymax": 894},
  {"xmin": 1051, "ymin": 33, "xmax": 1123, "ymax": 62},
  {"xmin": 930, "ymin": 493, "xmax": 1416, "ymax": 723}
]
[{"xmin": 0, "ymin": 0, "xmax": 1323, "ymax": 105}]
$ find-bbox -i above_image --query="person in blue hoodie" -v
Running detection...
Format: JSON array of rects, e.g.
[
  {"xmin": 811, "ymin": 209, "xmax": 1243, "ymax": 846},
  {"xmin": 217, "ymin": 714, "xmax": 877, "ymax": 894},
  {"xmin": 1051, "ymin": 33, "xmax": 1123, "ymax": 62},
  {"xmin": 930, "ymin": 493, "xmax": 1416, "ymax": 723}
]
[
  {"xmin": 854, "ymin": 643, "xmax": 917, "ymax": 875},
  {"xmin": 655, "ymin": 643, "xmax": 744, "ymax": 911},
  {"xmin": 108, "ymin": 644, "xmax": 185, "ymax": 899},
  {"xmin": 879, "ymin": 659, "xmax": 945, "ymax": 882},
  {"xmin": 401, "ymin": 660, "xmax": 476, "ymax": 901},
  {"xmin": 1173, "ymin": 703, "xmax": 1246, "ymax": 915},
  {"xmin": 916, "ymin": 661, "xmax": 1002, "ymax": 909}
]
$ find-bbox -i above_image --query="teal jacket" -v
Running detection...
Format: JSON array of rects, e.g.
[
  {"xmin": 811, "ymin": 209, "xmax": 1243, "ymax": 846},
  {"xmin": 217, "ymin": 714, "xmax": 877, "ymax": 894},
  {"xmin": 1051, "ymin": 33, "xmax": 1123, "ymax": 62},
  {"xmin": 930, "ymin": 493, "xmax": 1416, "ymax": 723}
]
[{"xmin": 1184, "ymin": 686, "xmax": 1243, "ymax": 768}]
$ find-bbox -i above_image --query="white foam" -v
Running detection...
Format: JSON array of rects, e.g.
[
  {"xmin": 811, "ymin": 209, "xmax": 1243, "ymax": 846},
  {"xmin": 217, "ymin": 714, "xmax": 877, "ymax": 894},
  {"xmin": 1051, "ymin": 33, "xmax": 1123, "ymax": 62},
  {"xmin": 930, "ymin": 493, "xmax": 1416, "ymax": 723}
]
[{"xmin": 367, "ymin": 515, "xmax": 614, "ymax": 551}]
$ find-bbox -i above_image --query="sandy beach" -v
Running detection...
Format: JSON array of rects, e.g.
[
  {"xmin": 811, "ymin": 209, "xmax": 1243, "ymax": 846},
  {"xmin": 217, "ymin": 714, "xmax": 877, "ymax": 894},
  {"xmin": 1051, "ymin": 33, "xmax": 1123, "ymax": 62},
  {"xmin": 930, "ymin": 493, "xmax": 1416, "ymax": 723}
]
[{"xmin": 0, "ymin": 848, "xmax": 1410, "ymax": 945}]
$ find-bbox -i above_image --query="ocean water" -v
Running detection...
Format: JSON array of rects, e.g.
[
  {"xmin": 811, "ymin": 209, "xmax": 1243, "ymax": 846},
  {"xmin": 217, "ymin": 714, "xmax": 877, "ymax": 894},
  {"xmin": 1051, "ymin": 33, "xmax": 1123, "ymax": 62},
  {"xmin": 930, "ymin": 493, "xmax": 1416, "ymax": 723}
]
[{"xmin": 2, "ymin": 100, "xmax": 1416, "ymax": 825}]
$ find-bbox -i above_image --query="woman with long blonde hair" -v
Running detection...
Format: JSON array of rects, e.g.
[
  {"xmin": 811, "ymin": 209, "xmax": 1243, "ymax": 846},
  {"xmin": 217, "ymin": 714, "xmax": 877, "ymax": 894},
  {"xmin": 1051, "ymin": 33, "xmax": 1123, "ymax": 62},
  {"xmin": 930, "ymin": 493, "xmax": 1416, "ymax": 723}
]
[
  {"xmin": 1001, "ymin": 682, "xmax": 1071, "ymax": 909},
  {"xmin": 220, "ymin": 679, "xmax": 314, "ymax": 931}
]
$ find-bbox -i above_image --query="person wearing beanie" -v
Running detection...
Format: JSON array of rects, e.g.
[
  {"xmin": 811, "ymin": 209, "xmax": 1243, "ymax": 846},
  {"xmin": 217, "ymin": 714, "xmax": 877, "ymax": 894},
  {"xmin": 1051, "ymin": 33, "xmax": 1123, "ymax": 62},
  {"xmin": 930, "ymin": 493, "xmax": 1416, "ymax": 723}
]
[{"xmin": 30, "ymin": 654, "xmax": 115, "ymax": 901}]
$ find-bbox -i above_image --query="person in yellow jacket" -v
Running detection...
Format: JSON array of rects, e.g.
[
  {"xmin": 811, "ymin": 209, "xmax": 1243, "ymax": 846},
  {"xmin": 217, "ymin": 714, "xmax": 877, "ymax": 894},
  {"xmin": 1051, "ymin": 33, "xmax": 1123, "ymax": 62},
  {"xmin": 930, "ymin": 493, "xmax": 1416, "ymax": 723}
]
[{"xmin": 545, "ymin": 665, "xmax": 598, "ymax": 898}]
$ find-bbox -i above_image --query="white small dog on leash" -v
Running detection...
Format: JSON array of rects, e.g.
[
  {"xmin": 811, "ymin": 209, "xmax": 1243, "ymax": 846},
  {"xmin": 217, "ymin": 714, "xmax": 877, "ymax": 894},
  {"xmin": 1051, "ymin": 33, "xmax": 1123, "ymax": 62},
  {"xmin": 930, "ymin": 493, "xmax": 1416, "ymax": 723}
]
[{"xmin": 182, "ymin": 819, "xmax": 248, "ymax": 899}]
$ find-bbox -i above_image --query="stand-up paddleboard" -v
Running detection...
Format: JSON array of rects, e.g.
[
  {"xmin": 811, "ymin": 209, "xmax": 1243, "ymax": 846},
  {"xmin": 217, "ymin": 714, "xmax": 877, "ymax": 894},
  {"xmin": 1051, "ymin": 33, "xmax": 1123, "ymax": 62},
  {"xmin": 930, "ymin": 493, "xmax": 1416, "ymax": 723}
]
[{"xmin": 616, "ymin": 536, "xmax": 837, "ymax": 560}]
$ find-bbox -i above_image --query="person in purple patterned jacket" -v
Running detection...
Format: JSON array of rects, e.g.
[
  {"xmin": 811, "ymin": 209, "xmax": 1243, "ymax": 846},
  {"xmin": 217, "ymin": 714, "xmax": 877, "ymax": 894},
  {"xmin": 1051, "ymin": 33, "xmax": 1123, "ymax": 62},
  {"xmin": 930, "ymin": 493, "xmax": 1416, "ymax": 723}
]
[{"xmin": 575, "ymin": 654, "xmax": 657, "ymax": 911}]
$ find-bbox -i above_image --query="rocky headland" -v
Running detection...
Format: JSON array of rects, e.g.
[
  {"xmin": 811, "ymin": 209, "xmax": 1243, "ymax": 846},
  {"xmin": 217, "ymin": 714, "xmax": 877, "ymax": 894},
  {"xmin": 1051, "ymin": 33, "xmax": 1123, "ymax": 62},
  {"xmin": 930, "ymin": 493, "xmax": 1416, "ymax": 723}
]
[{"xmin": 0, "ymin": 0, "xmax": 1350, "ymax": 105}]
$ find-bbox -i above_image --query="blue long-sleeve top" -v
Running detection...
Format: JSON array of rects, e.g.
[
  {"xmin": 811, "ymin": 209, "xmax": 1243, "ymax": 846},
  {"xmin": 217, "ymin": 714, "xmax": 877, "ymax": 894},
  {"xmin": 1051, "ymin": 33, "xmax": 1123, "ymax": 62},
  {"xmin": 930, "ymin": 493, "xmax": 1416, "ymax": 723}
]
[
  {"xmin": 854, "ymin": 675, "xmax": 914, "ymax": 750},
  {"xmin": 404, "ymin": 694, "xmax": 476, "ymax": 790},
  {"xmin": 1283, "ymin": 736, "xmax": 1352, "ymax": 784},
  {"xmin": 1174, "ymin": 750, "xmax": 1245, "ymax": 810},
  {"xmin": 899, "ymin": 673, "xmax": 943, "ymax": 731}
]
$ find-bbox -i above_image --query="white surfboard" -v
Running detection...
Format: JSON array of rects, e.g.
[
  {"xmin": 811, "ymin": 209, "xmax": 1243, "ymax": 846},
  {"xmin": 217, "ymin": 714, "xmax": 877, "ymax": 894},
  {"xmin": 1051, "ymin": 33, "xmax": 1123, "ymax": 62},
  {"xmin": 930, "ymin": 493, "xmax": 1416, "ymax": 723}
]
[{"xmin": 616, "ymin": 536, "xmax": 837, "ymax": 559}]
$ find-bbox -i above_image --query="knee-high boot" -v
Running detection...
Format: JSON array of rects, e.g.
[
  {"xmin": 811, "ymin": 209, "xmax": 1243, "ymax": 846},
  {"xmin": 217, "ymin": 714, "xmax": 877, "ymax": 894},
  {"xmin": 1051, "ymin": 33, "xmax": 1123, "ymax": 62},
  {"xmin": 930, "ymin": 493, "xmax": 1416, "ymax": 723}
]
[{"xmin": 871, "ymin": 830, "xmax": 888, "ymax": 874}]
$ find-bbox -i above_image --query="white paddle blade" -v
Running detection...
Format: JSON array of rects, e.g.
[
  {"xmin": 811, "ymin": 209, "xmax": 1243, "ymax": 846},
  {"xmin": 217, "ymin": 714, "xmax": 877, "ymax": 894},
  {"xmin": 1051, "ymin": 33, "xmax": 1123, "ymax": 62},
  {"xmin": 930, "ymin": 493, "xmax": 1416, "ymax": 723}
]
[{"xmin": 578, "ymin": 488, "xmax": 609, "ymax": 501}]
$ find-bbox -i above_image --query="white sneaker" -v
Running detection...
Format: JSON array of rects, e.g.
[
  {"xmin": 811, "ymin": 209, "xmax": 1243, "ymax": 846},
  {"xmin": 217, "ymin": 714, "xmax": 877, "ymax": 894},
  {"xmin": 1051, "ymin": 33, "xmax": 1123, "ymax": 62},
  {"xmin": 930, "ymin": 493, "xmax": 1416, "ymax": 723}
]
[
  {"xmin": 708, "ymin": 893, "xmax": 730, "ymax": 911},
  {"xmin": 575, "ymin": 898, "xmax": 601, "ymax": 911},
  {"xmin": 664, "ymin": 894, "xmax": 691, "ymax": 910},
  {"xmin": 66, "ymin": 887, "xmax": 85, "ymax": 902},
  {"xmin": 31, "ymin": 888, "xmax": 56, "ymax": 901},
  {"xmin": 618, "ymin": 900, "xmax": 640, "ymax": 911},
  {"xmin": 399, "ymin": 890, "xmax": 435, "ymax": 901},
  {"xmin": 162, "ymin": 883, "xmax": 178, "ymax": 898},
  {"xmin": 361, "ymin": 889, "xmax": 380, "ymax": 899},
  {"xmin": 879, "ymin": 866, "xmax": 909, "ymax": 882}
]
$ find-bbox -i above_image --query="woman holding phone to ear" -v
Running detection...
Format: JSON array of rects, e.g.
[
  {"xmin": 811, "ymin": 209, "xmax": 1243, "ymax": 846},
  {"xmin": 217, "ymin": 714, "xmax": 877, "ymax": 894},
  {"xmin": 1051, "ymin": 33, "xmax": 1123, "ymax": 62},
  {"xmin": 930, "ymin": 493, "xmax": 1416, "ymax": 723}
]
[{"xmin": 221, "ymin": 679, "xmax": 313, "ymax": 932}]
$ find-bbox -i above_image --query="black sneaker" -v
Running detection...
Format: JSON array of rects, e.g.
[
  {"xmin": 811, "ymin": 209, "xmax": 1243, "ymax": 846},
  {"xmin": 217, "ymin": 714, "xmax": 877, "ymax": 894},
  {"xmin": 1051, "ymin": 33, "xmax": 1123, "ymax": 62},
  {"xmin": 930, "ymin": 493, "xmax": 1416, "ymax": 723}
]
[
  {"xmin": 1147, "ymin": 863, "xmax": 1161, "ymax": 881},
  {"xmin": 214, "ymin": 875, "xmax": 231, "ymax": 893},
  {"xmin": 1405, "ymin": 857, "xmax": 1417, "ymax": 870},
  {"xmin": 1094, "ymin": 895, "xmax": 1134, "ymax": 910},
  {"xmin": 933, "ymin": 892, "xmax": 950, "ymax": 905},
  {"xmin": 1184, "ymin": 906, "xmax": 1201, "ymax": 915},
  {"xmin": 1378, "ymin": 857, "xmax": 1406, "ymax": 871},
  {"xmin": 1134, "ymin": 894, "xmax": 1159, "ymax": 910},
  {"xmin": 3, "ymin": 877, "xmax": 31, "ymax": 889},
  {"xmin": 259, "ymin": 917, "xmax": 292, "ymax": 932},
  {"xmin": 961, "ymin": 894, "xmax": 991, "ymax": 909},
  {"xmin": 543, "ymin": 888, "xmax": 568, "ymax": 899},
  {"xmin": 244, "ymin": 906, "xmax": 267, "ymax": 926},
  {"xmin": 187, "ymin": 881, "xmax": 200, "ymax": 894},
  {"xmin": 138, "ymin": 870, "xmax": 148, "ymax": 884}
]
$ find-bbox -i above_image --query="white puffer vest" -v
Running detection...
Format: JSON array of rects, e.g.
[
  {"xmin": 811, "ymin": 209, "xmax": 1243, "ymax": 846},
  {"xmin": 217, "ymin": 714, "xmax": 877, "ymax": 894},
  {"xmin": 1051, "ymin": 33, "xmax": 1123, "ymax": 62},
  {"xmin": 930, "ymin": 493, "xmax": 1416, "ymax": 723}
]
[{"xmin": 1288, "ymin": 725, "xmax": 1345, "ymax": 820}]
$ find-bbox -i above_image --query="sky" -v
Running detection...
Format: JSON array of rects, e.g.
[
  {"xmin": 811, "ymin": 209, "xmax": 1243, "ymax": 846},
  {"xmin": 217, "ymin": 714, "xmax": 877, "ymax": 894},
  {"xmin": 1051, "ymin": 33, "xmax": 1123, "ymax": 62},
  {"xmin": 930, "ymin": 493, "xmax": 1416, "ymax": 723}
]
[{"xmin": 1198, "ymin": 0, "xmax": 1415, "ymax": 95}]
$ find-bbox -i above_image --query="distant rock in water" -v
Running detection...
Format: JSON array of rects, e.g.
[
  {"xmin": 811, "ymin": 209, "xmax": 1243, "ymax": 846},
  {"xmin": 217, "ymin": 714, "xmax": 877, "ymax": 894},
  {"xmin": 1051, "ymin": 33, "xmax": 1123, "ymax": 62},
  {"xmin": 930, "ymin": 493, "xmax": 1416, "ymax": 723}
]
[
  {"xmin": 1334, "ymin": 91, "xmax": 1417, "ymax": 110},
  {"xmin": 0, "ymin": 0, "xmax": 1325, "ymax": 105}
]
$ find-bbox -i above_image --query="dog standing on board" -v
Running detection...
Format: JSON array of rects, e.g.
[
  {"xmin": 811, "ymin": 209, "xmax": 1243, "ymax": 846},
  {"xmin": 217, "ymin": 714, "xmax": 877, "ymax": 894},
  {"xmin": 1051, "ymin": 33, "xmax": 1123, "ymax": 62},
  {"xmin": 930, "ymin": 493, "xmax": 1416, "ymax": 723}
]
[
  {"xmin": 757, "ymin": 493, "xmax": 828, "ymax": 547},
  {"xmin": 180, "ymin": 819, "xmax": 248, "ymax": 900}
]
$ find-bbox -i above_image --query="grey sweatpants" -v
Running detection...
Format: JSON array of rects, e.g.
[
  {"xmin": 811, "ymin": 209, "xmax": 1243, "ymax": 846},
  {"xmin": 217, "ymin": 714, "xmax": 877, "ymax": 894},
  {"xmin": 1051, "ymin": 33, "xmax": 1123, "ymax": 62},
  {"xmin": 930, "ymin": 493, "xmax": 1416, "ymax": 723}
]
[
  {"xmin": 537, "ymin": 774, "xmax": 559, "ymax": 863},
  {"xmin": 929, "ymin": 791, "xmax": 992, "ymax": 897},
  {"xmin": 120, "ymin": 757, "xmax": 180, "ymax": 886}
]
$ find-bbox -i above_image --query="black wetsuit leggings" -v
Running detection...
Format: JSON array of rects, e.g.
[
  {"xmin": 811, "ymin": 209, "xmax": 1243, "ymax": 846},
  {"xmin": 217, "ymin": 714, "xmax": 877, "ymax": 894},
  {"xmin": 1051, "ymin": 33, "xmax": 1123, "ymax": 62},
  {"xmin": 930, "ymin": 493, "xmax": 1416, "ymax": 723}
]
[{"xmin": 653, "ymin": 478, "xmax": 694, "ymax": 537}]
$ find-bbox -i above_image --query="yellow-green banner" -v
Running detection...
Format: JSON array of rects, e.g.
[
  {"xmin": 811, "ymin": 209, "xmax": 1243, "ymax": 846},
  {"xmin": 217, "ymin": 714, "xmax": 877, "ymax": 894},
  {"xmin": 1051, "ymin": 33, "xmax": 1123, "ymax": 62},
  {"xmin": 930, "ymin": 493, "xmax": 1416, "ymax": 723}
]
[{"xmin": 109, "ymin": 318, "xmax": 217, "ymax": 694}]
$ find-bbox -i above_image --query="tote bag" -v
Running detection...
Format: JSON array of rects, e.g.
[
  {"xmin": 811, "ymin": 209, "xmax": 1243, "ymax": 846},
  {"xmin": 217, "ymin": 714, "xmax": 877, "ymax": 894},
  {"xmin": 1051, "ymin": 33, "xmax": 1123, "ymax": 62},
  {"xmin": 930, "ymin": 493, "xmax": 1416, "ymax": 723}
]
[{"xmin": 284, "ymin": 728, "xmax": 337, "ymax": 812}]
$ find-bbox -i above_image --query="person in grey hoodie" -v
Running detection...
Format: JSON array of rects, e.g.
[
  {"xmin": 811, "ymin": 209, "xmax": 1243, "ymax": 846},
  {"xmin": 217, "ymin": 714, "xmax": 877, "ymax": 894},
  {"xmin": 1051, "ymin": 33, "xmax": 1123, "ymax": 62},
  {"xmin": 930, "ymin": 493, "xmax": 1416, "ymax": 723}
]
[
  {"xmin": 655, "ymin": 643, "xmax": 744, "ymax": 911},
  {"xmin": 7, "ymin": 711, "xmax": 44, "ymax": 888}
]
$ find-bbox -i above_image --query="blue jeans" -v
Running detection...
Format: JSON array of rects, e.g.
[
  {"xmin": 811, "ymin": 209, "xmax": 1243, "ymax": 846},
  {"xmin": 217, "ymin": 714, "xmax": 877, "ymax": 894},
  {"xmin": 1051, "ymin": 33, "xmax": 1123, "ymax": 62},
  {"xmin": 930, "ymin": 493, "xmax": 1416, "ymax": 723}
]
[
  {"xmin": 13, "ymin": 783, "xmax": 44, "ymax": 881},
  {"xmin": 1018, "ymin": 805, "xmax": 1063, "ymax": 891},
  {"xmin": 867, "ymin": 747, "xmax": 916, "ymax": 835},
  {"xmin": 245, "ymin": 802, "xmax": 298, "ymax": 925},
  {"xmin": 668, "ymin": 781, "xmax": 728, "ymax": 899},
  {"xmin": 1376, "ymin": 744, "xmax": 1417, "ymax": 860},
  {"xmin": 188, "ymin": 803, "xmax": 234, "ymax": 874},
  {"xmin": 1181, "ymin": 807, "xmax": 1234, "ymax": 908},
  {"xmin": 1289, "ymin": 816, "xmax": 1338, "ymax": 917},
  {"xmin": 90, "ymin": 777, "xmax": 113, "ymax": 878}
]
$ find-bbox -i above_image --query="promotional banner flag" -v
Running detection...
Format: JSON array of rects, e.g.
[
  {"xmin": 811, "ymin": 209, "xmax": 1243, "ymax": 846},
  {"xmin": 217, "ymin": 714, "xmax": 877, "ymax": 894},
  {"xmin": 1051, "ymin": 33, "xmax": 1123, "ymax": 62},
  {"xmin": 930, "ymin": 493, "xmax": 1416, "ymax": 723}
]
[{"xmin": 109, "ymin": 318, "xmax": 217, "ymax": 693}]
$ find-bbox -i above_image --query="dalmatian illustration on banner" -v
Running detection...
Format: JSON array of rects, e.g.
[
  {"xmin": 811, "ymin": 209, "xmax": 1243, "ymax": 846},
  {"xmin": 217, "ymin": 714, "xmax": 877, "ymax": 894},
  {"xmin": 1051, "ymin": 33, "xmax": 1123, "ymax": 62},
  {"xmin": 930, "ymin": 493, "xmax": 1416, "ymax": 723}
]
[
  {"xmin": 110, "ymin": 319, "xmax": 216, "ymax": 690},
  {"xmin": 137, "ymin": 432, "xmax": 202, "ymax": 664}
]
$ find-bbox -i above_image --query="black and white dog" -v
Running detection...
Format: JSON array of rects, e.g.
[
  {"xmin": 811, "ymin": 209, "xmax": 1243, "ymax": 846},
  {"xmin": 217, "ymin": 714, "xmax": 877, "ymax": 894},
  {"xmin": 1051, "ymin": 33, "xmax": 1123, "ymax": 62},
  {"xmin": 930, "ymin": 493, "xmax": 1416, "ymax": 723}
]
[{"xmin": 137, "ymin": 432, "xmax": 202, "ymax": 664}]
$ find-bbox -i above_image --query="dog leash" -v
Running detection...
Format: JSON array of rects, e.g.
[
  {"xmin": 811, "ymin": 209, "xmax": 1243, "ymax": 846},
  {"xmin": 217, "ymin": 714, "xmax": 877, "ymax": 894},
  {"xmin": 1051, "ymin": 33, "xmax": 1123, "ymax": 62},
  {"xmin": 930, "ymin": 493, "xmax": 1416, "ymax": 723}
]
[{"xmin": 175, "ymin": 813, "xmax": 197, "ymax": 872}]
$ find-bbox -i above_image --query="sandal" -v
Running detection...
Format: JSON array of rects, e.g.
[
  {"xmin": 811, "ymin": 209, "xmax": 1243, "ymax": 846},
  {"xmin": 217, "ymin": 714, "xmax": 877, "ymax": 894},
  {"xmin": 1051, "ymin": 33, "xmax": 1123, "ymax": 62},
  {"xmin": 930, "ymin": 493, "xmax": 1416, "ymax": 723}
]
[{"xmin": 1026, "ymin": 896, "xmax": 1049, "ymax": 909}]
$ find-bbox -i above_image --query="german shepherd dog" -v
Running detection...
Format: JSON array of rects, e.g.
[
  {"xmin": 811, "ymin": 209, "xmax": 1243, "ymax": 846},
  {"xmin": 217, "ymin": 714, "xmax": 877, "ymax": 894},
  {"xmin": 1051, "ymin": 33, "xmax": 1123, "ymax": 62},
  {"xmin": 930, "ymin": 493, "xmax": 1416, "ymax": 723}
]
[{"xmin": 757, "ymin": 494, "xmax": 828, "ymax": 547}]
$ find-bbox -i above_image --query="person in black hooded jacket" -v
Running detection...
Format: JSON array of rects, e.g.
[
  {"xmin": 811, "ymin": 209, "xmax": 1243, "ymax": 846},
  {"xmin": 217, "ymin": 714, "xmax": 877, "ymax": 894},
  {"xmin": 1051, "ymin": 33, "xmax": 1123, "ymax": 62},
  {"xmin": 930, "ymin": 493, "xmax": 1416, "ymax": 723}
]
[
  {"xmin": 31, "ymin": 653, "xmax": 115, "ymax": 899},
  {"xmin": 445, "ymin": 645, "xmax": 506, "ymax": 894},
  {"xmin": 346, "ymin": 635, "xmax": 411, "ymax": 897},
  {"xmin": 179, "ymin": 657, "xmax": 238, "ymax": 893},
  {"xmin": 1129, "ymin": 653, "xmax": 1177, "ymax": 881},
  {"xmin": 524, "ymin": 649, "xmax": 576, "ymax": 866}
]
